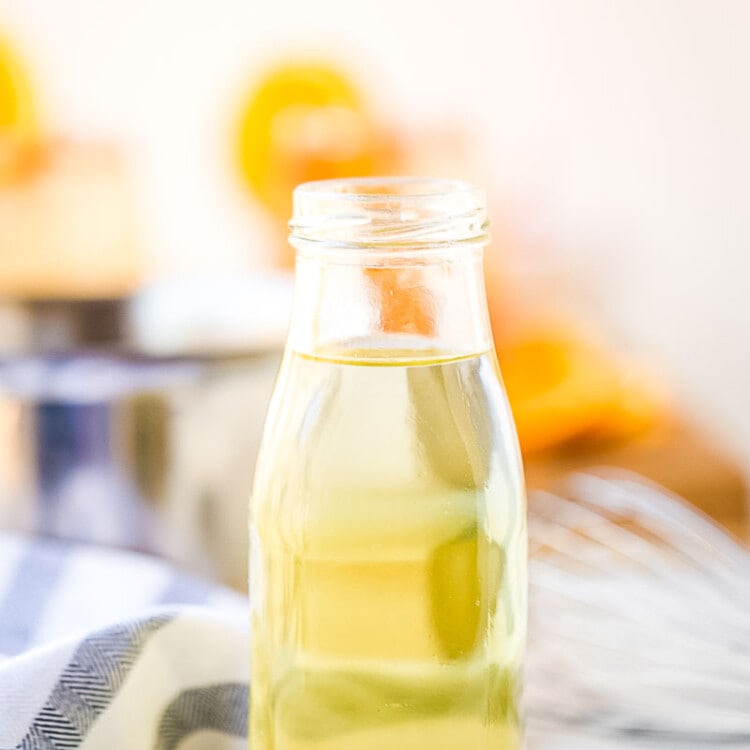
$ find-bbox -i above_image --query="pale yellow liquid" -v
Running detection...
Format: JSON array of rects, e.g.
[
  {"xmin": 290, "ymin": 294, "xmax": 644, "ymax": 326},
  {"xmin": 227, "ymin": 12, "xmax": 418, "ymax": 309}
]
[{"xmin": 250, "ymin": 347, "xmax": 526, "ymax": 750}]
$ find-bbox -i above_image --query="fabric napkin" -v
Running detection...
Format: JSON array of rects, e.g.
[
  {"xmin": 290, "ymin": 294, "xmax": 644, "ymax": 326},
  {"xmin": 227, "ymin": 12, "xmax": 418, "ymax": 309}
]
[{"xmin": 0, "ymin": 534, "xmax": 248, "ymax": 750}]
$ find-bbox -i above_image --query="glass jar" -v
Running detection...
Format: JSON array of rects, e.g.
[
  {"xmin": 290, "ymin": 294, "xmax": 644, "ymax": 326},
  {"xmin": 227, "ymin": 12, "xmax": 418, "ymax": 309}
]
[{"xmin": 250, "ymin": 178, "xmax": 527, "ymax": 749}]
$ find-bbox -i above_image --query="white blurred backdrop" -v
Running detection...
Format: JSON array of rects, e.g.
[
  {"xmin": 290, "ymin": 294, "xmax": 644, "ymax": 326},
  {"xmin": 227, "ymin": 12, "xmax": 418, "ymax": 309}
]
[{"xmin": 1, "ymin": 0, "xmax": 749, "ymax": 472}]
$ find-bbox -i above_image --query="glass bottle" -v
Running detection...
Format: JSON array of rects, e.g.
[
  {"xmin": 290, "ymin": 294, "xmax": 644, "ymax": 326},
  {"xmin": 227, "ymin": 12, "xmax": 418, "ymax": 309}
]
[{"xmin": 250, "ymin": 178, "xmax": 526, "ymax": 750}]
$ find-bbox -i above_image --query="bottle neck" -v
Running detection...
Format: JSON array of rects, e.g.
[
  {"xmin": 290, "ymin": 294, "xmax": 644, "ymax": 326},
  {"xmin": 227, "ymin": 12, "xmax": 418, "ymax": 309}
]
[
  {"xmin": 287, "ymin": 177, "xmax": 492, "ymax": 360},
  {"xmin": 287, "ymin": 252, "xmax": 493, "ymax": 360}
]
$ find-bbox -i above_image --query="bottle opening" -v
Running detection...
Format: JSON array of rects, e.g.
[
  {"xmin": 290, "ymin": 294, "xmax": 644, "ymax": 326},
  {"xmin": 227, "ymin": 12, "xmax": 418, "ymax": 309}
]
[{"xmin": 289, "ymin": 177, "xmax": 489, "ymax": 258}]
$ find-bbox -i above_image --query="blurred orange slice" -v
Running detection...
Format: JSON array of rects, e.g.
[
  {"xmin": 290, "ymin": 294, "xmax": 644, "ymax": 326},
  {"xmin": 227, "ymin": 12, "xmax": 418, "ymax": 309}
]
[
  {"xmin": 0, "ymin": 34, "xmax": 36, "ymax": 136},
  {"xmin": 0, "ymin": 32, "xmax": 39, "ymax": 182},
  {"xmin": 500, "ymin": 329, "xmax": 664, "ymax": 454},
  {"xmin": 499, "ymin": 331, "xmax": 622, "ymax": 454},
  {"xmin": 237, "ymin": 61, "xmax": 377, "ymax": 222}
]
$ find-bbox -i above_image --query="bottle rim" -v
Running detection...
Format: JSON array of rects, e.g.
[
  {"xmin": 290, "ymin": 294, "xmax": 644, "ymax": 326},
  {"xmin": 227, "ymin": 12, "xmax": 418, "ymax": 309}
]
[{"xmin": 289, "ymin": 177, "xmax": 489, "ymax": 259}]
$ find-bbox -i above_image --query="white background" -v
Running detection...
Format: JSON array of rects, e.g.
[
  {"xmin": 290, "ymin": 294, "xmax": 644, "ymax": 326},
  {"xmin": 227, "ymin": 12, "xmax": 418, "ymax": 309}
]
[{"xmin": 1, "ymin": 0, "xmax": 749, "ymax": 473}]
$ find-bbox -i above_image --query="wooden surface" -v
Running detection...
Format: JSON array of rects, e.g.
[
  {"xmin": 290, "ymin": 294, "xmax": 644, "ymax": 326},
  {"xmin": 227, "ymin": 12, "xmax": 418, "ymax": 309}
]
[
  {"xmin": 524, "ymin": 416, "xmax": 748, "ymax": 526},
  {"xmin": 724, "ymin": 520, "xmax": 750, "ymax": 547}
]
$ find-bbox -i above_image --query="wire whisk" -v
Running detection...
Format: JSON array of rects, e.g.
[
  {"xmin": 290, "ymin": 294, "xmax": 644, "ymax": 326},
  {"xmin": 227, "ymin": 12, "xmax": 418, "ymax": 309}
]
[{"xmin": 526, "ymin": 471, "xmax": 750, "ymax": 748}]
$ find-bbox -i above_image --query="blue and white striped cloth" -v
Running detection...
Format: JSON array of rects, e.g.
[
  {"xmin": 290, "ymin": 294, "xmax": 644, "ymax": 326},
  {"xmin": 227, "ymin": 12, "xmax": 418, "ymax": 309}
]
[{"xmin": 0, "ymin": 534, "xmax": 249, "ymax": 750}]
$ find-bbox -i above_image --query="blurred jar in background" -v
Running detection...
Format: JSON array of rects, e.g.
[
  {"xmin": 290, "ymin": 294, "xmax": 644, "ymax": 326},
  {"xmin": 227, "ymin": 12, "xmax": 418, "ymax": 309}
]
[
  {"xmin": 0, "ymin": 280, "xmax": 290, "ymax": 591},
  {"xmin": 0, "ymin": 28, "xmax": 141, "ymax": 301},
  {"xmin": 0, "ymin": 34, "xmax": 290, "ymax": 589},
  {"xmin": 0, "ymin": 140, "xmax": 142, "ymax": 299}
]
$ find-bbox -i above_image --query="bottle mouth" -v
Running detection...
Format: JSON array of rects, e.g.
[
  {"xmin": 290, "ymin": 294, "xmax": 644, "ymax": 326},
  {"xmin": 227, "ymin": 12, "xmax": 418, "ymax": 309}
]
[{"xmin": 289, "ymin": 177, "xmax": 489, "ymax": 257}]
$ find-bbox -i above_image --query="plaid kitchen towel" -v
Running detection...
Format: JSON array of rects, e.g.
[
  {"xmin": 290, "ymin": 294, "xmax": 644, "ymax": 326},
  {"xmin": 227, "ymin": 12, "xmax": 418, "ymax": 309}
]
[{"xmin": 0, "ymin": 533, "xmax": 249, "ymax": 750}]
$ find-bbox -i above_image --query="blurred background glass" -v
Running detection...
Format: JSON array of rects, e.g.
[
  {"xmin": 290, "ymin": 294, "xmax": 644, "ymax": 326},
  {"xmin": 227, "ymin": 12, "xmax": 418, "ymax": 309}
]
[{"xmin": 0, "ymin": 0, "xmax": 748, "ymax": 579}]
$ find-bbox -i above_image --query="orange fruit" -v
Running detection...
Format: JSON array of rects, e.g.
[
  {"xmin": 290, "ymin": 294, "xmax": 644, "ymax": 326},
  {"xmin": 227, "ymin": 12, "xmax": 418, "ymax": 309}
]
[
  {"xmin": 236, "ymin": 61, "xmax": 377, "ymax": 224},
  {"xmin": 0, "ymin": 33, "xmax": 36, "ymax": 136},
  {"xmin": 0, "ymin": 32, "xmax": 39, "ymax": 183},
  {"xmin": 499, "ymin": 331, "xmax": 622, "ymax": 454},
  {"xmin": 583, "ymin": 363, "xmax": 667, "ymax": 442},
  {"xmin": 499, "ymin": 328, "xmax": 666, "ymax": 453}
]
